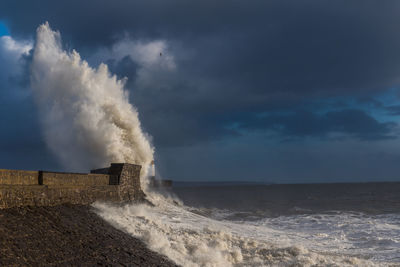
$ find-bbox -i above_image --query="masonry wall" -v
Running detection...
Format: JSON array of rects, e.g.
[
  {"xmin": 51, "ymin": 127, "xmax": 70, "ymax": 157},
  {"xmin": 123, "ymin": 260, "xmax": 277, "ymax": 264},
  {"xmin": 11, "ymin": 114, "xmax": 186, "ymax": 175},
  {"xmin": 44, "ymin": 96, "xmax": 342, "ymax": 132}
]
[
  {"xmin": 41, "ymin": 172, "xmax": 110, "ymax": 186},
  {"xmin": 0, "ymin": 163, "xmax": 144, "ymax": 209},
  {"xmin": 0, "ymin": 170, "xmax": 38, "ymax": 185}
]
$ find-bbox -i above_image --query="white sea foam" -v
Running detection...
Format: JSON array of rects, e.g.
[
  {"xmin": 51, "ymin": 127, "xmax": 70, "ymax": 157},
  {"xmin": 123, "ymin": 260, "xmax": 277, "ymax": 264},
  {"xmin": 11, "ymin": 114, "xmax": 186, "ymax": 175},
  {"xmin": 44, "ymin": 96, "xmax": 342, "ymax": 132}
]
[
  {"xmin": 247, "ymin": 212, "xmax": 400, "ymax": 264},
  {"xmin": 93, "ymin": 191, "xmax": 384, "ymax": 266},
  {"xmin": 30, "ymin": 23, "xmax": 154, "ymax": 175}
]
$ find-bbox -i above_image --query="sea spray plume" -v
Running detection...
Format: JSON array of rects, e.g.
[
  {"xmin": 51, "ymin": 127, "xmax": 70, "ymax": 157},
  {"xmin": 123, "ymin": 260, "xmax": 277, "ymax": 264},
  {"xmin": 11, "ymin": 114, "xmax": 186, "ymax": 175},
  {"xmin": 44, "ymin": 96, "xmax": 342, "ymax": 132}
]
[{"xmin": 30, "ymin": 22, "xmax": 154, "ymax": 176}]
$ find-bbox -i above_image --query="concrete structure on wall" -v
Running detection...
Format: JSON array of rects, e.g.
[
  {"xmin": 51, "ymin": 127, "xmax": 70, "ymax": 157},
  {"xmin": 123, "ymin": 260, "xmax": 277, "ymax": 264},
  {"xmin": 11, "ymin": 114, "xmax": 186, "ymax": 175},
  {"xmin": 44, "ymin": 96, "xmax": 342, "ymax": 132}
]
[{"xmin": 0, "ymin": 163, "xmax": 144, "ymax": 209}]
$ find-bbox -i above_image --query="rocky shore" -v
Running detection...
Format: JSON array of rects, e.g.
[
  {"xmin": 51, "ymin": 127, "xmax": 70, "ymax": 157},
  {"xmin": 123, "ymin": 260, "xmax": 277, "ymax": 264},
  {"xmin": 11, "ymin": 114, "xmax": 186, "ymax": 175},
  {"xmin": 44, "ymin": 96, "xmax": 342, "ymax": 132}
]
[{"xmin": 0, "ymin": 204, "xmax": 178, "ymax": 266}]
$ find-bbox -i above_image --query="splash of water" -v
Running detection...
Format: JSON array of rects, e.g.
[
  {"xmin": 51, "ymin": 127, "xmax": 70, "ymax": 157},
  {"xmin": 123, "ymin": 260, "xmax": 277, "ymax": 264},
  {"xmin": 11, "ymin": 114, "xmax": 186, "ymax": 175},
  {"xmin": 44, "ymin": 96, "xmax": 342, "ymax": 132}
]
[
  {"xmin": 30, "ymin": 22, "xmax": 154, "ymax": 175},
  {"xmin": 94, "ymin": 193, "xmax": 378, "ymax": 267}
]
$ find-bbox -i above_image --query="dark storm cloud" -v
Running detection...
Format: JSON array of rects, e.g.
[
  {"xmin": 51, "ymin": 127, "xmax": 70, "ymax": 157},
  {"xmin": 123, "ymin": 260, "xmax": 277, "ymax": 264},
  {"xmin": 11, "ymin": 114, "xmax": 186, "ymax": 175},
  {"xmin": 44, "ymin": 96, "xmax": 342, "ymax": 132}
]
[
  {"xmin": 2, "ymin": 0, "xmax": 400, "ymax": 98},
  {"xmin": 385, "ymin": 105, "xmax": 400, "ymax": 116},
  {"xmin": 0, "ymin": 89, "xmax": 59, "ymax": 171},
  {"xmin": 238, "ymin": 109, "xmax": 396, "ymax": 141},
  {"xmin": 23, "ymin": 0, "xmax": 399, "ymax": 147},
  {"xmin": 0, "ymin": 93, "xmax": 59, "ymax": 170},
  {"xmin": 1, "ymin": 1, "xmax": 400, "ymax": 180},
  {"xmin": 106, "ymin": 56, "xmax": 139, "ymax": 89}
]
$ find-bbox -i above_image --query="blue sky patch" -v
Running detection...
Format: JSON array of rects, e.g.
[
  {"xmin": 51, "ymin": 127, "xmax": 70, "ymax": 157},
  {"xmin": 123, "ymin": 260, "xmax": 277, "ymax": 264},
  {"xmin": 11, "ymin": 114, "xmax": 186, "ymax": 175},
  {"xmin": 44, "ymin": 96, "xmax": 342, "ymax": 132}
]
[{"xmin": 0, "ymin": 22, "xmax": 10, "ymax": 36}]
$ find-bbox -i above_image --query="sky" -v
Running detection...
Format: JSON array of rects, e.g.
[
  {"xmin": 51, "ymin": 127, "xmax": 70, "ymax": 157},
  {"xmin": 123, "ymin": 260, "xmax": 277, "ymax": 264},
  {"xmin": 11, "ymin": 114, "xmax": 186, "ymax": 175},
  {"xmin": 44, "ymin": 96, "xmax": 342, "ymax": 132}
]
[
  {"xmin": 0, "ymin": 22, "xmax": 9, "ymax": 36},
  {"xmin": 1, "ymin": 0, "xmax": 400, "ymax": 183}
]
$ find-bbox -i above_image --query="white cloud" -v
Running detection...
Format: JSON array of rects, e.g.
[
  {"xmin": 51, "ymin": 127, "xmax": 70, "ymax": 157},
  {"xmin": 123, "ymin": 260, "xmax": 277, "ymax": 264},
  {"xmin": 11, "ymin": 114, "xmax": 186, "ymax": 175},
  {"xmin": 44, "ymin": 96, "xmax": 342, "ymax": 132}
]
[
  {"xmin": 89, "ymin": 37, "xmax": 178, "ymax": 93},
  {"xmin": 111, "ymin": 39, "xmax": 176, "ymax": 70},
  {"xmin": 0, "ymin": 36, "xmax": 32, "ymax": 78},
  {"xmin": 0, "ymin": 35, "xmax": 32, "ymax": 55}
]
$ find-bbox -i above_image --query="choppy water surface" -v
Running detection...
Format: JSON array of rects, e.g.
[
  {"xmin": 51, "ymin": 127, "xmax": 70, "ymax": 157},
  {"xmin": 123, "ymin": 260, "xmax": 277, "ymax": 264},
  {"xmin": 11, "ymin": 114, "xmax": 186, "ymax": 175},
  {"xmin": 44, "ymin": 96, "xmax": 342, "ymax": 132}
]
[{"xmin": 94, "ymin": 182, "xmax": 400, "ymax": 266}]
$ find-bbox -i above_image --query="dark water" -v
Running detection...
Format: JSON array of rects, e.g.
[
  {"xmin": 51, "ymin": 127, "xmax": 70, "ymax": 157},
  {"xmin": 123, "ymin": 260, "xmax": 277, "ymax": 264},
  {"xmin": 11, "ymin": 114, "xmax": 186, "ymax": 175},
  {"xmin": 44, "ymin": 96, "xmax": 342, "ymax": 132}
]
[
  {"xmin": 172, "ymin": 182, "xmax": 400, "ymax": 218},
  {"xmin": 169, "ymin": 182, "xmax": 400, "ymax": 264}
]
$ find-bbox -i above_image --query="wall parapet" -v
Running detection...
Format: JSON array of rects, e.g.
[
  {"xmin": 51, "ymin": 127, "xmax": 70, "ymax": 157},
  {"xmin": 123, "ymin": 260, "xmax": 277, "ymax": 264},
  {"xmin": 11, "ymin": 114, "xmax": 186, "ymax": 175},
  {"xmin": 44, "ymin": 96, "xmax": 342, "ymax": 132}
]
[
  {"xmin": 0, "ymin": 169, "xmax": 38, "ymax": 185},
  {"xmin": 0, "ymin": 163, "xmax": 144, "ymax": 209}
]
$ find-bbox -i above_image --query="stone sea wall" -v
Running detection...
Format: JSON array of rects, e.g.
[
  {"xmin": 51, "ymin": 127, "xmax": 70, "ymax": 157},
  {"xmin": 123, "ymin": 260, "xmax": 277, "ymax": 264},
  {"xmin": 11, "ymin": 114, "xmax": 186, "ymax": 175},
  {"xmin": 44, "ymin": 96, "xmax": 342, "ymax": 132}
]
[
  {"xmin": 0, "ymin": 163, "xmax": 143, "ymax": 209},
  {"xmin": 0, "ymin": 169, "xmax": 38, "ymax": 185}
]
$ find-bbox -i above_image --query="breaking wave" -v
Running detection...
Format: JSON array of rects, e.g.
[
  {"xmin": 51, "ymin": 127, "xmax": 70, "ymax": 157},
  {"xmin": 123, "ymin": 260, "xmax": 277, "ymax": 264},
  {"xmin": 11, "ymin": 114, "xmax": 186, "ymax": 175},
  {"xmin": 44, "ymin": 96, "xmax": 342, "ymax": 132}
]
[
  {"xmin": 93, "ymin": 191, "xmax": 387, "ymax": 267},
  {"xmin": 30, "ymin": 22, "xmax": 154, "ymax": 175}
]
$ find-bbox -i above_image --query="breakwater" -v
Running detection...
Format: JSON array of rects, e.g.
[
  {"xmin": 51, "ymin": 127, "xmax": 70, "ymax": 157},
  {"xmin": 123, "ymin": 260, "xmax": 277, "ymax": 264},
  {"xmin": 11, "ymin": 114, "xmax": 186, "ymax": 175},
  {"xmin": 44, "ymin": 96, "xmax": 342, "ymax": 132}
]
[{"xmin": 0, "ymin": 163, "xmax": 144, "ymax": 209}]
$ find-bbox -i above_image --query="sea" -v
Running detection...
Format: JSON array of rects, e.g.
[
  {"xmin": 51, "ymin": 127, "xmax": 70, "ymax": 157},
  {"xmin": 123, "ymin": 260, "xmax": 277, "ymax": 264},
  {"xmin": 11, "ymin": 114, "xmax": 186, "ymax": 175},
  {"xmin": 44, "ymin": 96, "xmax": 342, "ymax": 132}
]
[{"xmin": 94, "ymin": 182, "xmax": 400, "ymax": 266}]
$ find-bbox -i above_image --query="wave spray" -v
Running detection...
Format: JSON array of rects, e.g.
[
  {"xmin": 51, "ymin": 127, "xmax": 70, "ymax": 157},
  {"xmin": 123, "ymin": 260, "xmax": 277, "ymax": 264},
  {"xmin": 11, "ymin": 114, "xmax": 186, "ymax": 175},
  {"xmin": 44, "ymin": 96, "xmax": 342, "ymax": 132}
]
[{"xmin": 30, "ymin": 22, "xmax": 154, "ymax": 176}]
